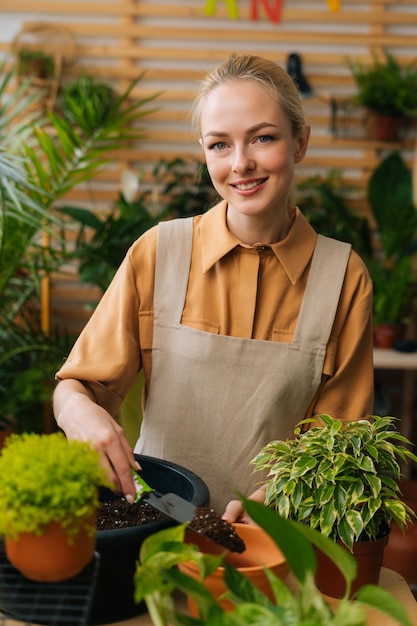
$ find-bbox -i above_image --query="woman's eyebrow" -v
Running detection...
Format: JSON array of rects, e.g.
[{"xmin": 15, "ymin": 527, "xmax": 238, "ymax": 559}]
[{"xmin": 203, "ymin": 122, "xmax": 278, "ymax": 139}]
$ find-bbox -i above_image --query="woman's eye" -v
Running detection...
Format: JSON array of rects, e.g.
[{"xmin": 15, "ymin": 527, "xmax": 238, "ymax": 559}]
[
  {"xmin": 208, "ymin": 141, "xmax": 227, "ymax": 151},
  {"xmin": 256, "ymin": 135, "xmax": 273, "ymax": 144}
]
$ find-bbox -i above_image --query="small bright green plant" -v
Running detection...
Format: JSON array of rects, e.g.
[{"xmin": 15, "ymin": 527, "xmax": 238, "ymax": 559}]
[
  {"xmin": 252, "ymin": 414, "xmax": 417, "ymax": 551},
  {"xmin": 134, "ymin": 498, "xmax": 413, "ymax": 626},
  {"xmin": 0, "ymin": 432, "xmax": 111, "ymax": 540}
]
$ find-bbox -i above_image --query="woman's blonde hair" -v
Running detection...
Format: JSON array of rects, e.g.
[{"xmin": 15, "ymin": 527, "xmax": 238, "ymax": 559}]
[{"xmin": 192, "ymin": 54, "xmax": 306, "ymax": 138}]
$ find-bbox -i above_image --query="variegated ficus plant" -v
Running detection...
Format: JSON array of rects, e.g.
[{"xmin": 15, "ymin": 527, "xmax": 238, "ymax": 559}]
[{"xmin": 251, "ymin": 414, "xmax": 417, "ymax": 551}]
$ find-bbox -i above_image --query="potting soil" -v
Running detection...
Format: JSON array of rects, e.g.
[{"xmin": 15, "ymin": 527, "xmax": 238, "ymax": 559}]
[{"xmin": 96, "ymin": 500, "xmax": 246, "ymax": 552}]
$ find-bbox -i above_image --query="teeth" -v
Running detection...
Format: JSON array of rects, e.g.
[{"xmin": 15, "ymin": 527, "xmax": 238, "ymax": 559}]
[{"xmin": 235, "ymin": 181, "xmax": 260, "ymax": 190}]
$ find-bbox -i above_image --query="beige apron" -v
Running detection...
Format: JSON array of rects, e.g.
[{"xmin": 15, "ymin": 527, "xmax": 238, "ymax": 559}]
[{"xmin": 135, "ymin": 217, "xmax": 351, "ymax": 511}]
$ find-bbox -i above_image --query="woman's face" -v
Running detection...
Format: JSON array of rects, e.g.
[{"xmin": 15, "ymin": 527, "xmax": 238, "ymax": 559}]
[{"xmin": 200, "ymin": 80, "xmax": 309, "ymax": 223}]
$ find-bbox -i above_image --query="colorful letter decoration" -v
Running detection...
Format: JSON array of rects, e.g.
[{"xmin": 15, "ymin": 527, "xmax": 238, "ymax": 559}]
[
  {"xmin": 204, "ymin": 0, "xmax": 339, "ymax": 22},
  {"xmin": 204, "ymin": 0, "xmax": 239, "ymax": 19},
  {"xmin": 250, "ymin": 0, "xmax": 282, "ymax": 23},
  {"xmin": 327, "ymin": 0, "xmax": 340, "ymax": 11}
]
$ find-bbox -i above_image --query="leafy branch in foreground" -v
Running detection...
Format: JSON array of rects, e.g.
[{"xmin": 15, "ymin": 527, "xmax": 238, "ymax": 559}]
[{"xmin": 134, "ymin": 498, "xmax": 413, "ymax": 626}]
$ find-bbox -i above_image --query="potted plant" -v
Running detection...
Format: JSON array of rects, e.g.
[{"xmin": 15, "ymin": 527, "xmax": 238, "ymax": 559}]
[
  {"xmin": 348, "ymin": 51, "xmax": 417, "ymax": 140},
  {"xmin": 251, "ymin": 414, "xmax": 417, "ymax": 598},
  {"xmin": 0, "ymin": 432, "xmax": 111, "ymax": 582},
  {"xmin": 366, "ymin": 151, "xmax": 417, "ymax": 346},
  {"xmin": 17, "ymin": 49, "xmax": 55, "ymax": 80},
  {"xmin": 134, "ymin": 498, "xmax": 414, "ymax": 626},
  {"xmin": 369, "ymin": 257, "xmax": 415, "ymax": 347}
]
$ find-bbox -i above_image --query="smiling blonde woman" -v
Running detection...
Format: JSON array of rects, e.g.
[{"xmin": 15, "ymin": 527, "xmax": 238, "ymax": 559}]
[{"xmin": 53, "ymin": 54, "xmax": 374, "ymax": 518}]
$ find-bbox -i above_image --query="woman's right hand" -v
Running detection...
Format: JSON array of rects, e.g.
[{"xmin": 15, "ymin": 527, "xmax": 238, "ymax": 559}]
[{"xmin": 53, "ymin": 379, "xmax": 140, "ymax": 502}]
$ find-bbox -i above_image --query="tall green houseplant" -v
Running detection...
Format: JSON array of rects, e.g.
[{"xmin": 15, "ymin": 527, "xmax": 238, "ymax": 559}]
[
  {"xmin": 0, "ymin": 63, "xmax": 158, "ymax": 432},
  {"xmin": 367, "ymin": 151, "xmax": 417, "ymax": 328}
]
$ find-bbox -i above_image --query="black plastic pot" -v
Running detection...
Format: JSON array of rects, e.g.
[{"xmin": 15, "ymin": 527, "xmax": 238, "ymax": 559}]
[{"xmin": 89, "ymin": 454, "xmax": 209, "ymax": 624}]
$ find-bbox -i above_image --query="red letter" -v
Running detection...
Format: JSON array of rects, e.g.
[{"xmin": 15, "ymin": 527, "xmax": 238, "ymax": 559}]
[{"xmin": 250, "ymin": 0, "xmax": 282, "ymax": 24}]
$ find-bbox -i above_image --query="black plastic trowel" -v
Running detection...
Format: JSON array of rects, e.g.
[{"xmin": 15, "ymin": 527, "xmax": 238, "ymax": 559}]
[
  {"xmin": 132, "ymin": 470, "xmax": 197, "ymax": 523},
  {"xmin": 132, "ymin": 471, "xmax": 246, "ymax": 552}
]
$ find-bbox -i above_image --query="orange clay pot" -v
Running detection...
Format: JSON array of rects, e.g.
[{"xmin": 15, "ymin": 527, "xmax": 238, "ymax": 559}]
[
  {"xmin": 179, "ymin": 522, "xmax": 289, "ymax": 615},
  {"xmin": 314, "ymin": 531, "xmax": 389, "ymax": 599},
  {"xmin": 0, "ymin": 423, "xmax": 13, "ymax": 453},
  {"xmin": 6, "ymin": 517, "xmax": 96, "ymax": 582},
  {"xmin": 373, "ymin": 324, "xmax": 404, "ymax": 349},
  {"xmin": 383, "ymin": 480, "xmax": 417, "ymax": 597}
]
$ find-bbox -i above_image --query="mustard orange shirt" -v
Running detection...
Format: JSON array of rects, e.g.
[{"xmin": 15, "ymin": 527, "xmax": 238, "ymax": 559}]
[{"xmin": 56, "ymin": 201, "xmax": 374, "ymax": 422}]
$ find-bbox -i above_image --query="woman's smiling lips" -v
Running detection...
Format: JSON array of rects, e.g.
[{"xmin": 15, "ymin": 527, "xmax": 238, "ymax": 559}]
[{"xmin": 231, "ymin": 178, "xmax": 268, "ymax": 194}]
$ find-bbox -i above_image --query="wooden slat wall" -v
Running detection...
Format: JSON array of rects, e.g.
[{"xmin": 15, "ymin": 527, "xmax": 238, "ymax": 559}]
[{"xmin": 1, "ymin": 0, "xmax": 417, "ymax": 334}]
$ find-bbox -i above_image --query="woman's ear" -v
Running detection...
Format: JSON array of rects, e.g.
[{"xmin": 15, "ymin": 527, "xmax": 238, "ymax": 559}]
[{"xmin": 294, "ymin": 125, "xmax": 311, "ymax": 163}]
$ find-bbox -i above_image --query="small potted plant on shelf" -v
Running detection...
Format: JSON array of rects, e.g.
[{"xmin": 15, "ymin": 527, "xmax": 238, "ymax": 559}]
[
  {"xmin": 251, "ymin": 414, "xmax": 417, "ymax": 598},
  {"xmin": 134, "ymin": 498, "xmax": 414, "ymax": 626},
  {"xmin": 0, "ymin": 432, "xmax": 111, "ymax": 582},
  {"xmin": 366, "ymin": 151, "xmax": 417, "ymax": 346},
  {"xmin": 348, "ymin": 51, "xmax": 417, "ymax": 140},
  {"xmin": 17, "ymin": 49, "xmax": 55, "ymax": 80}
]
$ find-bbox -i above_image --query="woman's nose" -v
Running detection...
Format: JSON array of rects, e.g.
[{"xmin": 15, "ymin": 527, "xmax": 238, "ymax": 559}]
[{"xmin": 232, "ymin": 147, "xmax": 255, "ymax": 173}]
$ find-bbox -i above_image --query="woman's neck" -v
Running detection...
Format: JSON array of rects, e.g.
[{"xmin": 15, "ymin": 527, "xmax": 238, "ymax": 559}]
[{"xmin": 226, "ymin": 206, "xmax": 296, "ymax": 246}]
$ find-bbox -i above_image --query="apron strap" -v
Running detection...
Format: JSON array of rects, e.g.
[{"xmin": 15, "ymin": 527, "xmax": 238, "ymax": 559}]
[
  {"xmin": 155, "ymin": 217, "xmax": 193, "ymax": 324},
  {"xmin": 291, "ymin": 234, "xmax": 351, "ymax": 352}
]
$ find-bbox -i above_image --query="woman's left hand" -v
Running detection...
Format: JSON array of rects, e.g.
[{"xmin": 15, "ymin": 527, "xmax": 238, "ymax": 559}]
[{"xmin": 222, "ymin": 486, "xmax": 266, "ymax": 524}]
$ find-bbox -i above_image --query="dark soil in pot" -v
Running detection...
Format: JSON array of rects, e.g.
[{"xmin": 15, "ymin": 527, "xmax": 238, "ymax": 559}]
[
  {"xmin": 96, "ymin": 498, "xmax": 166, "ymax": 530},
  {"xmin": 97, "ymin": 499, "xmax": 245, "ymax": 552}
]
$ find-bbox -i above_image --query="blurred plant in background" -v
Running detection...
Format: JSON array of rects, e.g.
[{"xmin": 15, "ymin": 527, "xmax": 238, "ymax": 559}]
[
  {"xmin": 59, "ymin": 157, "xmax": 217, "ymax": 293},
  {"xmin": 0, "ymin": 63, "xmax": 158, "ymax": 432}
]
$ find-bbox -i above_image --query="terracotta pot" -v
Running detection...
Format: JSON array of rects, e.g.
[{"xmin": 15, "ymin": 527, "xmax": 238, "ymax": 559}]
[
  {"xmin": 373, "ymin": 324, "xmax": 404, "ymax": 349},
  {"xmin": 370, "ymin": 113, "xmax": 404, "ymax": 141},
  {"xmin": 0, "ymin": 425, "xmax": 12, "ymax": 453},
  {"xmin": 5, "ymin": 518, "xmax": 96, "ymax": 582},
  {"xmin": 179, "ymin": 522, "xmax": 289, "ymax": 615},
  {"xmin": 314, "ymin": 532, "xmax": 389, "ymax": 599},
  {"xmin": 383, "ymin": 480, "xmax": 417, "ymax": 595}
]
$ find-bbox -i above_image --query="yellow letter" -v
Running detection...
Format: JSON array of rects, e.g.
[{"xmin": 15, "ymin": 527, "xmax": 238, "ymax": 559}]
[
  {"xmin": 205, "ymin": 0, "xmax": 239, "ymax": 19},
  {"xmin": 326, "ymin": 0, "xmax": 340, "ymax": 12}
]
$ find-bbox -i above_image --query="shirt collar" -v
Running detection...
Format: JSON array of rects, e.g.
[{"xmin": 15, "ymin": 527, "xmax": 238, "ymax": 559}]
[{"xmin": 200, "ymin": 200, "xmax": 318, "ymax": 285}]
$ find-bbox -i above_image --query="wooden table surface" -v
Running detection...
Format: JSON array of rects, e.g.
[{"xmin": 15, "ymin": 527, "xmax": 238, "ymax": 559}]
[{"xmin": 1, "ymin": 568, "xmax": 416, "ymax": 625}]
